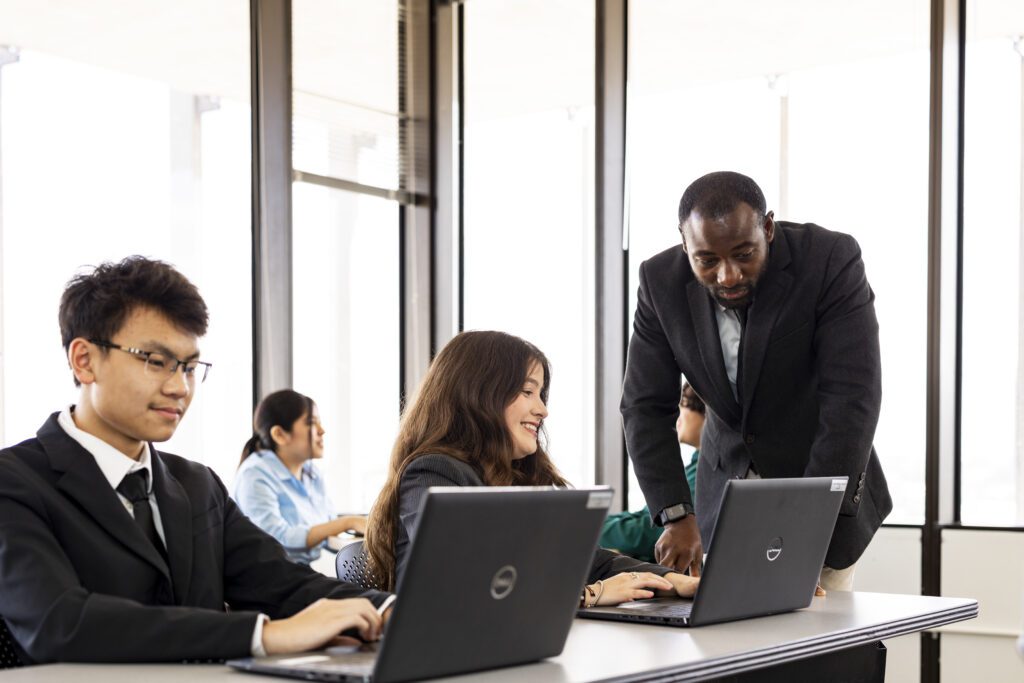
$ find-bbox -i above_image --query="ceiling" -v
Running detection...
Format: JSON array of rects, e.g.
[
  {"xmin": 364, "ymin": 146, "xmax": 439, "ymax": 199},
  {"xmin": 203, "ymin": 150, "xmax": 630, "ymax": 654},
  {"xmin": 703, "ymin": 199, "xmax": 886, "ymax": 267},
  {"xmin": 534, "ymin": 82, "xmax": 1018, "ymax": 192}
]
[{"xmin": 0, "ymin": 0, "xmax": 1020, "ymax": 119}]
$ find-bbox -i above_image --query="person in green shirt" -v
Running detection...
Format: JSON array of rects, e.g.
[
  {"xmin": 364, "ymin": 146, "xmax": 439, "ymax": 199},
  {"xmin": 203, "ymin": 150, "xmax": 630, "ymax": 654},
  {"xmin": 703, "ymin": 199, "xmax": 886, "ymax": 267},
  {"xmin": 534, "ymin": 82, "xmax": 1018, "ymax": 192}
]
[{"xmin": 600, "ymin": 382, "xmax": 705, "ymax": 562}]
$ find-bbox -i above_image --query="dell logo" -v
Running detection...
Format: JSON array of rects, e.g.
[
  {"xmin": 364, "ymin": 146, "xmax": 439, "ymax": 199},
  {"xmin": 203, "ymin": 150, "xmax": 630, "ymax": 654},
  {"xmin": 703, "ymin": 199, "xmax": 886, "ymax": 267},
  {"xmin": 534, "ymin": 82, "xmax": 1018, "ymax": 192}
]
[
  {"xmin": 766, "ymin": 537, "xmax": 783, "ymax": 562},
  {"xmin": 490, "ymin": 565, "xmax": 517, "ymax": 600}
]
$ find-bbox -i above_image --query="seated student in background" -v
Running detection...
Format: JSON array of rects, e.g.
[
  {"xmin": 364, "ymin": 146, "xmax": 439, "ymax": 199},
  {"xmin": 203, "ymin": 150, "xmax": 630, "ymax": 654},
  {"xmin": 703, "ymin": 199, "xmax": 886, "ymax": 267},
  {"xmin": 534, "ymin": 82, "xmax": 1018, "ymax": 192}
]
[
  {"xmin": 234, "ymin": 389, "xmax": 366, "ymax": 565},
  {"xmin": 599, "ymin": 383, "xmax": 704, "ymax": 562},
  {"xmin": 364, "ymin": 330, "xmax": 699, "ymax": 607},
  {"xmin": 0, "ymin": 257, "xmax": 392, "ymax": 665}
]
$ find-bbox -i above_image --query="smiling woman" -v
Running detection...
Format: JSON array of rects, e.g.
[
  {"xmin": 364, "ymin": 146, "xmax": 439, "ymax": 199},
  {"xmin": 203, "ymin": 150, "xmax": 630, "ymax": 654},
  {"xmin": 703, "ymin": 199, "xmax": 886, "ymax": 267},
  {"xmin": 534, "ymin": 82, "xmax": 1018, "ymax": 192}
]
[
  {"xmin": 364, "ymin": 330, "xmax": 700, "ymax": 608},
  {"xmin": 504, "ymin": 362, "xmax": 549, "ymax": 460}
]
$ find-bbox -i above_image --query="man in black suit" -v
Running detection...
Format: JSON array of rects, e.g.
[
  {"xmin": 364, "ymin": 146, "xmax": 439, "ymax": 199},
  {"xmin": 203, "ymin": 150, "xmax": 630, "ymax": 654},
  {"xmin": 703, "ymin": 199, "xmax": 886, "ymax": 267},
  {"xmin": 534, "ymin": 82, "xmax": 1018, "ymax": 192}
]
[
  {"xmin": 621, "ymin": 171, "xmax": 892, "ymax": 591},
  {"xmin": 0, "ymin": 256, "xmax": 393, "ymax": 664}
]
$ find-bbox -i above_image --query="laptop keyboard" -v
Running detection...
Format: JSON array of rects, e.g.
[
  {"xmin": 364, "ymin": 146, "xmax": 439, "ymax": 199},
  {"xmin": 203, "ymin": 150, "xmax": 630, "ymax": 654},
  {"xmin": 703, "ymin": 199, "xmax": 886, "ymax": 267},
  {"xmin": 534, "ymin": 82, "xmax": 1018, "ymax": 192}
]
[
  {"xmin": 299, "ymin": 652, "xmax": 376, "ymax": 675},
  {"xmin": 616, "ymin": 600, "xmax": 694, "ymax": 618}
]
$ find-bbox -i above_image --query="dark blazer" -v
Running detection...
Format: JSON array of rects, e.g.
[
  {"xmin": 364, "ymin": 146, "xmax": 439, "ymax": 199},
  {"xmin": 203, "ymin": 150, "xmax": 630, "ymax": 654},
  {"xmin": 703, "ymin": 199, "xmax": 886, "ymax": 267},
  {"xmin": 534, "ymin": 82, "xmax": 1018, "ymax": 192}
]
[
  {"xmin": 394, "ymin": 453, "xmax": 672, "ymax": 587},
  {"xmin": 0, "ymin": 414, "xmax": 391, "ymax": 664},
  {"xmin": 621, "ymin": 223, "xmax": 892, "ymax": 569}
]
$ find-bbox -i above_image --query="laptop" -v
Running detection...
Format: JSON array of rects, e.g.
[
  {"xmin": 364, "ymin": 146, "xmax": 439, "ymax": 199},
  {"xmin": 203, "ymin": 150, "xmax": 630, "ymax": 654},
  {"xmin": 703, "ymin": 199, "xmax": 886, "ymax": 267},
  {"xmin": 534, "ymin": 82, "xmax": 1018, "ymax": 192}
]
[
  {"xmin": 228, "ymin": 486, "xmax": 613, "ymax": 682},
  {"xmin": 578, "ymin": 476, "xmax": 847, "ymax": 627}
]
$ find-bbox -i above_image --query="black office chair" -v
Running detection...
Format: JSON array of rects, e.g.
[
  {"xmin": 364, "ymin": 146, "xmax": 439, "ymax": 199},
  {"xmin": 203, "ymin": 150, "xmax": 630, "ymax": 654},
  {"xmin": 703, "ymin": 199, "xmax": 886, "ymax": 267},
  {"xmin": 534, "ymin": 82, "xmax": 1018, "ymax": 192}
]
[
  {"xmin": 0, "ymin": 618, "xmax": 24, "ymax": 668},
  {"xmin": 334, "ymin": 540, "xmax": 385, "ymax": 591}
]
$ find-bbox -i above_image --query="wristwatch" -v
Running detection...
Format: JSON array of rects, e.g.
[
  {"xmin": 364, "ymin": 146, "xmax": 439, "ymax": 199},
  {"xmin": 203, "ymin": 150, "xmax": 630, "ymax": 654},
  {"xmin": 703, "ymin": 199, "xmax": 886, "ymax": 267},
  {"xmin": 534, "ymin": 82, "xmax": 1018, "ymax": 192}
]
[{"xmin": 656, "ymin": 502, "xmax": 693, "ymax": 526}]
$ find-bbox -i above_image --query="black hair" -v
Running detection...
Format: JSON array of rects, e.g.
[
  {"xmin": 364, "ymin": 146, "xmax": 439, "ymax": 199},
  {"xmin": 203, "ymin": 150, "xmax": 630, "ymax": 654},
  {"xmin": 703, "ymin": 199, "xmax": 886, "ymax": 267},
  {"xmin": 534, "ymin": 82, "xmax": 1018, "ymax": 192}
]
[
  {"xmin": 240, "ymin": 389, "xmax": 316, "ymax": 465},
  {"xmin": 680, "ymin": 382, "xmax": 706, "ymax": 415},
  {"xmin": 59, "ymin": 256, "xmax": 208, "ymax": 386},
  {"xmin": 677, "ymin": 171, "xmax": 767, "ymax": 226}
]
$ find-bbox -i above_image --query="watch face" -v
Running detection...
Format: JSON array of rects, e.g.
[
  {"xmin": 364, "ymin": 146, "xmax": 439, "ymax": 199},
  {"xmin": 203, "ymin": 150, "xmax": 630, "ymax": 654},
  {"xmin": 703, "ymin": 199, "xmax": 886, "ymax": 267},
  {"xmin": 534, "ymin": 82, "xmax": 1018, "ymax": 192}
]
[{"xmin": 662, "ymin": 504, "xmax": 687, "ymax": 523}]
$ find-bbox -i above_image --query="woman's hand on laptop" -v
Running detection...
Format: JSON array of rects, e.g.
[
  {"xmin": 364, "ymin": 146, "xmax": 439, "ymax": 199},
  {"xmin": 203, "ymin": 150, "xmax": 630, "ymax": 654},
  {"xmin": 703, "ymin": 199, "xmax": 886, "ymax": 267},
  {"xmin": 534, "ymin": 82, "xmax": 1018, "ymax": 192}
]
[
  {"xmin": 661, "ymin": 572, "xmax": 700, "ymax": 598},
  {"xmin": 262, "ymin": 598, "xmax": 383, "ymax": 655},
  {"xmin": 587, "ymin": 572, "xmax": 674, "ymax": 606}
]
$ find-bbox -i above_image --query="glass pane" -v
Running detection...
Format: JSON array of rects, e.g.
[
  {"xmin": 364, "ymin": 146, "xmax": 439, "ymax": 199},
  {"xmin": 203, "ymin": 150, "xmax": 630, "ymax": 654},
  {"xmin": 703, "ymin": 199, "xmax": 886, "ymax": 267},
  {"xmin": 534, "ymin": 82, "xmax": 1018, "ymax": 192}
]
[
  {"xmin": 462, "ymin": 0, "xmax": 596, "ymax": 487},
  {"xmin": 292, "ymin": 0, "xmax": 401, "ymax": 190},
  {"xmin": 292, "ymin": 184, "xmax": 399, "ymax": 512},
  {"xmin": 0, "ymin": 1, "xmax": 252, "ymax": 484},
  {"xmin": 960, "ymin": 0, "xmax": 1024, "ymax": 525},
  {"xmin": 290, "ymin": 1, "xmax": 403, "ymax": 513},
  {"xmin": 627, "ymin": 0, "xmax": 930, "ymax": 523}
]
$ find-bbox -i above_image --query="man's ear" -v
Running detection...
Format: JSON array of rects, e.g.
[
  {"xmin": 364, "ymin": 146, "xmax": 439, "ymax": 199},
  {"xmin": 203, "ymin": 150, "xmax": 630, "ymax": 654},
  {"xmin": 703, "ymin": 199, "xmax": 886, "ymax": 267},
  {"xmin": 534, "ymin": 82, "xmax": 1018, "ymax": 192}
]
[
  {"xmin": 679, "ymin": 223, "xmax": 689, "ymax": 253},
  {"xmin": 68, "ymin": 338, "xmax": 97, "ymax": 385},
  {"xmin": 763, "ymin": 211, "xmax": 775, "ymax": 243}
]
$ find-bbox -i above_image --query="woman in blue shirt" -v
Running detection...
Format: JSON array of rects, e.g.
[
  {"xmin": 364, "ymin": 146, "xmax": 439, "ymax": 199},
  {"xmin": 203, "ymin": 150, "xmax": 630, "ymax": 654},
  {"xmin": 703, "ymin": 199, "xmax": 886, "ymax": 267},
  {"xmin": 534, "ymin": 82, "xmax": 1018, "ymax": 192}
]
[{"xmin": 234, "ymin": 389, "xmax": 366, "ymax": 564}]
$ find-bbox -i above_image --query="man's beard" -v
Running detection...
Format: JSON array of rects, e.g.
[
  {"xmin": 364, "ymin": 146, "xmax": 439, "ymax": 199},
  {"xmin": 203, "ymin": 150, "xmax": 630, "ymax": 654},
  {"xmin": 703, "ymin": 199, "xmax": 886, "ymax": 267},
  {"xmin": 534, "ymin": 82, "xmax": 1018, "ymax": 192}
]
[
  {"xmin": 711, "ymin": 283, "xmax": 755, "ymax": 309},
  {"xmin": 706, "ymin": 258, "xmax": 768, "ymax": 309}
]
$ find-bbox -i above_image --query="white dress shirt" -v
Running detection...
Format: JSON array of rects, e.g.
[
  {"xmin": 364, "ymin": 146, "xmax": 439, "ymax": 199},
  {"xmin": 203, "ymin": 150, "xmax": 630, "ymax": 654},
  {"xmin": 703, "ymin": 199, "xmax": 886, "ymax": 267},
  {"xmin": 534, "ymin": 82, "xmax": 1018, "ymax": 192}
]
[
  {"xmin": 57, "ymin": 406, "xmax": 269, "ymax": 656},
  {"xmin": 57, "ymin": 406, "xmax": 166, "ymax": 547}
]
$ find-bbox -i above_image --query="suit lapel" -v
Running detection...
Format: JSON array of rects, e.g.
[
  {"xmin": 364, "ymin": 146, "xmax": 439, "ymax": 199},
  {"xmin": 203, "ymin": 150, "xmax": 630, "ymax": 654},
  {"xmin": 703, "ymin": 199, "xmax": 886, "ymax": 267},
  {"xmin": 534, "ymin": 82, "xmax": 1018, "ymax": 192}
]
[
  {"xmin": 740, "ymin": 229, "xmax": 794, "ymax": 415},
  {"xmin": 151, "ymin": 450, "xmax": 193, "ymax": 603},
  {"xmin": 39, "ymin": 414, "xmax": 171, "ymax": 581},
  {"xmin": 687, "ymin": 280, "xmax": 742, "ymax": 424}
]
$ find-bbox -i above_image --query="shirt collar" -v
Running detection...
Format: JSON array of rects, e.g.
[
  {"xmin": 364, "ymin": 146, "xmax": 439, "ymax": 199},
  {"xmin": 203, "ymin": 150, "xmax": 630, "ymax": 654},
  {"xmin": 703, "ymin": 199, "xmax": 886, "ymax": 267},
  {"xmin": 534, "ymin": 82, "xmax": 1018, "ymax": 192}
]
[
  {"xmin": 254, "ymin": 449, "xmax": 318, "ymax": 482},
  {"xmin": 58, "ymin": 405, "xmax": 154, "ymax": 493}
]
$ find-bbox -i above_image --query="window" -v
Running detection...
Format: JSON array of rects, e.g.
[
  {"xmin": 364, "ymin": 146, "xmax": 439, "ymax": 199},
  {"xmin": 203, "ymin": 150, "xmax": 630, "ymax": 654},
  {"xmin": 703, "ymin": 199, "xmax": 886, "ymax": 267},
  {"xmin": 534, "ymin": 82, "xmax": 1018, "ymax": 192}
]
[
  {"xmin": 291, "ymin": 0, "xmax": 403, "ymax": 511},
  {"xmin": 626, "ymin": 0, "xmax": 931, "ymax": 522},
  {"xmin": 959, "ymin": 0, "xmax": 1024, "ymax": 525},
  {"xmin": 462, "ymin": 0, "xmax": 596, "ymax": 487},
  {"xmin": 0, "ymin": 2, "xmax": 252, "ymax": 484},
  {"xmin": 292, "ymin": 185, "xmax": 399, "ymax": 512}
]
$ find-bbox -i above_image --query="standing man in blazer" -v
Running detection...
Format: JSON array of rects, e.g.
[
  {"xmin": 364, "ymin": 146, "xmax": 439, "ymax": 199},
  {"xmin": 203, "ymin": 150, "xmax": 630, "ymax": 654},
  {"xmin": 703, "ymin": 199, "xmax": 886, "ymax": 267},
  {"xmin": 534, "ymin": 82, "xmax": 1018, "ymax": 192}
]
[
  {"xmin": 0, "ymin": 256, "xmax": 394, "ymax": 665},
  {"xmin": 621, "ymin": 171, "xmax": 892, "ymax": 591}
]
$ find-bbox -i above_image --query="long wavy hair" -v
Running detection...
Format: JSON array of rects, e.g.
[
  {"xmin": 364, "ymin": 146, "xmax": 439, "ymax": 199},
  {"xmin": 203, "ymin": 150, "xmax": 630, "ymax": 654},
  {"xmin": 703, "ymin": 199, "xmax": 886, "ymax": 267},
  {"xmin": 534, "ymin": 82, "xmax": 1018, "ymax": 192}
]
[{"xmin": 365, "ymin": 330, "xmax": 567, "ymax": 589}]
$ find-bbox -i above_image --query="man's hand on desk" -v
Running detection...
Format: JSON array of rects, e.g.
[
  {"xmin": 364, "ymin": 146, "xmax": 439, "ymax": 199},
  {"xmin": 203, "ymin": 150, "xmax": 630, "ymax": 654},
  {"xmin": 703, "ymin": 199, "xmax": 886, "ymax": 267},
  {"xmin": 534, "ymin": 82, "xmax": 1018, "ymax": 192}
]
[
  {"xmin": 262, "ymin": 598, "xmax": 383, "ymax": 655},
  {"xmin": 655, "ymin": 515, "xmax": 703, "ymax": 577},
  {"xmin": 814, "ymin": 584, "xmax": 827, "ymax": 597}
]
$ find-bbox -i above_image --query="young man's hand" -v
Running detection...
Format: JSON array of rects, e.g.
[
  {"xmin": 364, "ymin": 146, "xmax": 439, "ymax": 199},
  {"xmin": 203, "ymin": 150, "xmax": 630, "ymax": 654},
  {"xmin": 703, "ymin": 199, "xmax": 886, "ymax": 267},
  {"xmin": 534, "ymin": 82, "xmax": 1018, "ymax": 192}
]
[{"xmin": 262, "ymin": 598, "xmax": 383, "ymax": 655}]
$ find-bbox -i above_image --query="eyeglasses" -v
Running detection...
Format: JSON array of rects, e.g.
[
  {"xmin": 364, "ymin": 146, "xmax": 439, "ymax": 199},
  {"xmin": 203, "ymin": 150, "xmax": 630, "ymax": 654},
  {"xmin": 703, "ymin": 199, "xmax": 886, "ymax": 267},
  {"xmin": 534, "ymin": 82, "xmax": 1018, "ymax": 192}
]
[{"xmin": 89, "ymin": 340, "xmax": 212, "ymax": 385}]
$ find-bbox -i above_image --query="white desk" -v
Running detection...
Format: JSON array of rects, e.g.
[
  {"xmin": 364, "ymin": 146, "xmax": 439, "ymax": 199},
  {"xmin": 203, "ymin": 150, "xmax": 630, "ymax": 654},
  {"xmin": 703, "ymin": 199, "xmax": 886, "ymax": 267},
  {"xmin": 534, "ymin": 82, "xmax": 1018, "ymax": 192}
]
[{"xmin": 1, "ymin": 592, "xmax": 977, "ymax": 682}]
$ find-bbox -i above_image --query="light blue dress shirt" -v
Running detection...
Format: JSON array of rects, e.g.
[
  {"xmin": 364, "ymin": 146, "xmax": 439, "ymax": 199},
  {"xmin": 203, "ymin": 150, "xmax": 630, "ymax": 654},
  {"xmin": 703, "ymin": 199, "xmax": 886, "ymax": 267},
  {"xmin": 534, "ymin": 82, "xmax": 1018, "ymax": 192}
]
[
  {"xmin": 714, "ymin": 305, "xmax": 743, "ymax": 400},
  {"xmin": 233, "ymin": 450, "xmax": 335, "ymax": 564}
]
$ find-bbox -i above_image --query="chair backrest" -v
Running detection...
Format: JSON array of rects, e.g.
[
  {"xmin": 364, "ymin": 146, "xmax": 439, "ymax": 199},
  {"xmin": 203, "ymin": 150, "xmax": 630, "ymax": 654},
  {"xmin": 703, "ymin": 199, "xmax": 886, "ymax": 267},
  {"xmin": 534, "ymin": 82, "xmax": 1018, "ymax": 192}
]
[
  {"xmin": 334, "ymin": 540, "xmax": 385, "ymax": 591},
  {"xmin": 0, "ymin": 618, "xmax": 24, "ymax": 669}
]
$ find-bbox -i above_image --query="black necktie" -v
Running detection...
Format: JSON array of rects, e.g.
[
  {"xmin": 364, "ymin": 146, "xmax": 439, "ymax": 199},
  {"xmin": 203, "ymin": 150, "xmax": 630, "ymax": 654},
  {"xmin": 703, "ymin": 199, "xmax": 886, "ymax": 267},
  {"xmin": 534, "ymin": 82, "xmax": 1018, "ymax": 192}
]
[
  {"xmin": 735, "ymin": 306, "xmax": 749, "ymax": 404},
  {"xmin": 117, "ymin": 470, "xmax": 166, "ymax": 560}
]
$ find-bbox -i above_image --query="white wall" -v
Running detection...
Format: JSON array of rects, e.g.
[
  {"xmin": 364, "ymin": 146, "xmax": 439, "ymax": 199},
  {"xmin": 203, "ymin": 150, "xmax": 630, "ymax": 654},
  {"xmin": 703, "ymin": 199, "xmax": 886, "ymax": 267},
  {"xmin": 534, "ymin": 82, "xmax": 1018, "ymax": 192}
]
[
  {"xmin": 857, "ymin": 526, "xmax": 1024, "ymax": 681},
  {"xmin": 940, "ymin": 529, "xmax": 1024, "ymax": 681},
  {"xmin": 857, "ymin": 527, "xmax": 922, "ymax": 682}
]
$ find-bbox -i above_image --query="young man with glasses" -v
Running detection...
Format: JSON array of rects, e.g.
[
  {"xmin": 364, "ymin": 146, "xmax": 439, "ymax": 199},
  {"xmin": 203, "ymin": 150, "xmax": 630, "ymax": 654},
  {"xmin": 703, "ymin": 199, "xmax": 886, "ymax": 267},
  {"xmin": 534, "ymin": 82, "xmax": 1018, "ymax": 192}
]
[{"xmin": 0, "ymin": 256, "xmax": 393, "ymax": 665}]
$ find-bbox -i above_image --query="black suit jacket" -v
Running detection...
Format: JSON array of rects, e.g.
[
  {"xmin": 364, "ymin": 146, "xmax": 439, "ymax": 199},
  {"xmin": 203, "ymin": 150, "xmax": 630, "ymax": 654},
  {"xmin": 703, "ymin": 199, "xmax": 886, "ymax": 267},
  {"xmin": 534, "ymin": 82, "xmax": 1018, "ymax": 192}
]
[
  {"xmin": 621, "ymin": 223, "xmax": 892, "ymax": 569},
  {"xmin": 394, "ymin": 454, "xmax": 672, "ymax": 588},
  {"xmin": 0, "ymin": 413, "xmax": 391, "ymax": 664}
]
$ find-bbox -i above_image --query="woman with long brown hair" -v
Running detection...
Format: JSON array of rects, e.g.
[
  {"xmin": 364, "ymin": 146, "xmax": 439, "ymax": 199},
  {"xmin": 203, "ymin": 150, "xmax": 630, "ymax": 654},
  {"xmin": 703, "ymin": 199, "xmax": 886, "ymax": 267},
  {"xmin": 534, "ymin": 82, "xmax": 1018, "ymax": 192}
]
[{"xmin": 365, "ymin": 331, "xmax": 698, "ymax": 607}]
